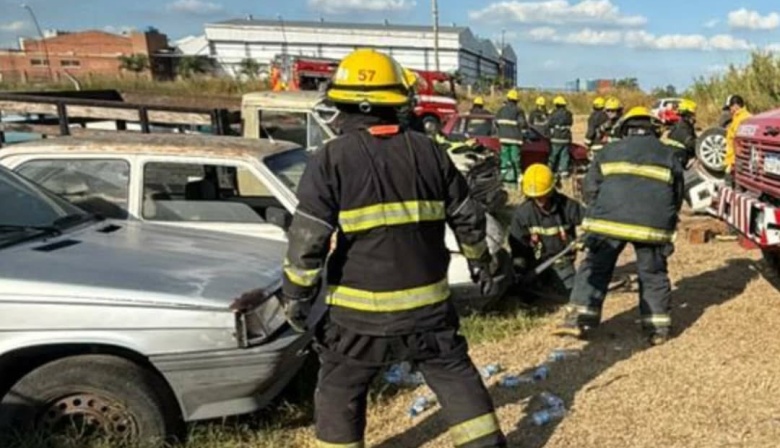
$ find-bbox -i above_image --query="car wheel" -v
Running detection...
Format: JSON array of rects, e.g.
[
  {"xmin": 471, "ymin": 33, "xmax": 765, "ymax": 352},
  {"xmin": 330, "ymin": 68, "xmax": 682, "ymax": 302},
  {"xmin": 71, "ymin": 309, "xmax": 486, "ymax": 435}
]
[
  {"xmin": 422, "ymin": 116, "xmax": 440, "ymax": 134},
  {"xmin": 0, "ymin": 355, "xmax": 180, "ymax": 445},
  {"xmin": 696, "ymin": 127, "xmax": 727, "ymax": 174}
]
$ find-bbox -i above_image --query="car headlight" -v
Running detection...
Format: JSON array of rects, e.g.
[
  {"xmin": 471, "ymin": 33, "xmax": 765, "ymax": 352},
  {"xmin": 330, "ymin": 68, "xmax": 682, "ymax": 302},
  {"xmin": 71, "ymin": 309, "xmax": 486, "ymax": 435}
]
[{"xmin": 235, "ymin": 288, "xmax": 288, "ymax": 348}]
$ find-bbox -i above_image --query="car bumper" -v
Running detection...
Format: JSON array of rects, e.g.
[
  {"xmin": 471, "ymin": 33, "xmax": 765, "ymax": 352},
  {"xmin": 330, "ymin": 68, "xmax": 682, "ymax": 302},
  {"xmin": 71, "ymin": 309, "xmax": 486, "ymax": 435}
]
[
  {"xmin": 713, "ymin": 185, "xmax": 780, "ymax": 247},
  {"xmin": 149, "ymin": 328, "xmax": 312, "ymax": 421}
]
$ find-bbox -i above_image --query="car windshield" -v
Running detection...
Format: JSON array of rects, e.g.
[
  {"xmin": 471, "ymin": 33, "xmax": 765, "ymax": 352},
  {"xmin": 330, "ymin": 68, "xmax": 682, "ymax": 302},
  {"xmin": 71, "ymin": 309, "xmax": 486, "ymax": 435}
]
[
  {"xmin": 0, "ymin": 166, "xmax": 90, "ymax": 248},
  {"xmin": 264, "ymin": 148, "xmax": 309, "ymax": 193}
]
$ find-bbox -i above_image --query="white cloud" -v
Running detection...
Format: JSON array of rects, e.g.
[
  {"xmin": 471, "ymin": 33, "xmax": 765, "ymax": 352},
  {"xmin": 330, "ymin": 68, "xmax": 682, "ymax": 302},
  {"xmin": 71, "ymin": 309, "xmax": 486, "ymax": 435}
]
[
  {"xmin": 728, "ymin": 8, "xmax": 780, "ymax": 30},
  {"xmin": 0, "ymin": 21, "xmax": 28, "ymax": 33},
  {"xmin": 526, "ymin": 27, "xmax": 621, "ymax": 46},
  {"xmin": 469, "ymin": 0, "xmax": 646, "ymax": 27},
  {"xmin": 704, "ymin": 19, "xmax": 720, "ymax": 29},
  {"xmin": 625, "ymin": 30, "xmax": 752, "ymax": 51},
  {"xmin": 706, "ymin": 64, "xmax": 729, "ymax": 74},
  {"xmin": 166, "ymin": 0, "xmax": 223, "ymax": 15},
  {"xmin": 103, "ymin": 25, "xmax": 136, "ymax": 35},
  {"xmin": 308, "ymin": 0, "xmax": 416, "ymax": 14},
  {"xmin": 767, "ymin": 43, "xmax": 780, "ymax": 52},
  {"xmin": 542, "ymin": 59, "xmax": 559, "ymax": 69}
]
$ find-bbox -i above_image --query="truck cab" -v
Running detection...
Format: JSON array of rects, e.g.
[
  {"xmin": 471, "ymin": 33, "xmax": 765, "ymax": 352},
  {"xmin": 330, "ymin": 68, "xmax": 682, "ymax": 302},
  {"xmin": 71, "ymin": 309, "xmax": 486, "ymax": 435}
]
[{"xmin": 713, "ymin": 109, "xmax": 780, "ymax": 270}]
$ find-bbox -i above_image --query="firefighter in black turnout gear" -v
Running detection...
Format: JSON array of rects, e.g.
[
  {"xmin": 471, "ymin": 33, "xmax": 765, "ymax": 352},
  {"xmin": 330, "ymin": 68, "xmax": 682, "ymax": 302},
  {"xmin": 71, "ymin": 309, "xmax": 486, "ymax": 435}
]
[
  {"xmin": 584, "ymin": 97, "xmax": 608, "ymax": 158},
  {"xmin": 664, "ymin": 99, "xmax": 698, "ymax": 169},
  {"xmin": 496, "ymin": 89, "xmax": 527, "ymax": 186},
  {"xmin": 510, "ymin": 164, "xmax": 583, "ymax": 302},
  {"xmin": 281, "ymin": 49, "xmax": 506, "ymax": 448},
  {"xmin": 554, "ymin": 107, "xmax": 685, "ymax": 346}
]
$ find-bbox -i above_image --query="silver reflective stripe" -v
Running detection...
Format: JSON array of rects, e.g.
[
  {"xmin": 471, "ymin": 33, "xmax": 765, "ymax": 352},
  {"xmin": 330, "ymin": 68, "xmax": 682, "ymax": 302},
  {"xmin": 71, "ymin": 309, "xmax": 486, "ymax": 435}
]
[{"xmin": 496, "ymin": 119, "xmax": 519, "ymax": 126}]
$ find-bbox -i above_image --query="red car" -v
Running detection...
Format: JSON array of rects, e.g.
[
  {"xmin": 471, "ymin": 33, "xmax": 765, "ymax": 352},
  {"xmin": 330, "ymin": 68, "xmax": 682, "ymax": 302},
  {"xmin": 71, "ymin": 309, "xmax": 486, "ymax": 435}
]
[{"xmin": 441, "ymin": 113, "xmax": 589, "ymax": 172}]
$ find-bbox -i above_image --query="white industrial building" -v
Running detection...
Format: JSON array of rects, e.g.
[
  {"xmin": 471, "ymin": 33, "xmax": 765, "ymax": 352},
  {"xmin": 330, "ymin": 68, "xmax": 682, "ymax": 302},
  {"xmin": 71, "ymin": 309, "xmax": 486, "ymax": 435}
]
[{"xmin": 183, "ymin": 18, "xmax": 516, "ymax": 85}]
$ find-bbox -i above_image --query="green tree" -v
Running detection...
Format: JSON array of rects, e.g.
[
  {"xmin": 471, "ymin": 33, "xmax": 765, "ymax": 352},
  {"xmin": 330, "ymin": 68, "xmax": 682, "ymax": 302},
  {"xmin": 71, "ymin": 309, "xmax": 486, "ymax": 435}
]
[
  {"xmin": 615, "ymin": 77, "xmax": 640, "ymax": 90},
  {"xmin": 651, "ymin": 84, "xmax": 678, "ymax": 98},
  {"xmin": 238, "ymin": 58, "xmax": 262, "ymax": 80},
  {"xmin": 176, "ymin": 56, "xmax": 214, "ymax": 79},
  {"xmin": 118, "ymin": 54, "xmax": 149, "ymax": 74}
]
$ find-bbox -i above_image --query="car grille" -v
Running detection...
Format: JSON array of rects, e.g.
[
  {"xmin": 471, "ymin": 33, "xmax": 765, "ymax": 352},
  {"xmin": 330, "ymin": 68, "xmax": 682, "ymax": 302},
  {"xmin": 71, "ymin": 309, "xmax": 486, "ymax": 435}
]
[{"xmin": 735, "ymin": 139, "xmax": 780, "ymax": 198}]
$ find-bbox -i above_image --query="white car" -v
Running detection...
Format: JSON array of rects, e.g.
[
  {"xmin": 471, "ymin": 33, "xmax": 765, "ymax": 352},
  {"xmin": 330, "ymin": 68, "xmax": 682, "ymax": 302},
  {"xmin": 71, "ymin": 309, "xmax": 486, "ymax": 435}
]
[
  {"xmin": 650, "ymin": 97, "xmax": 683, "ymax": 121},
  {"xmin": 0, "ymin": 133, "xmax": 507, "ymax": 310}
]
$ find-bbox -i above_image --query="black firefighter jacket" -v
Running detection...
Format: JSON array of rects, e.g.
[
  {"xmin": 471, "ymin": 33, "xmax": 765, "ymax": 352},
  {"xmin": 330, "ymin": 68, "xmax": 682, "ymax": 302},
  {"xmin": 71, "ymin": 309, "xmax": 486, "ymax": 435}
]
[
  {"xmin": 582, "ymin": 134, "xmax": 685, "ymax": 244},
  {"xmin": 281, "ymin": 113, "xmax": 489, "ymax": 336},
  {"xmin": 509, "ymin": 193, "xmax": 583, "ymax": 267},
  {"xmin": 665, "ymin": 118, "xmax": 697, "ymax": 168},
  {"xmin": 496, "ymin": 102, "xmax": 527, "ymax": 146},
  {"xmin": 548, "ymin": 107, "xmax": 573, "ymax": 145},
  {"xmin": 585, "ymin": 110, "xmax": 609, "ymax": 147}
]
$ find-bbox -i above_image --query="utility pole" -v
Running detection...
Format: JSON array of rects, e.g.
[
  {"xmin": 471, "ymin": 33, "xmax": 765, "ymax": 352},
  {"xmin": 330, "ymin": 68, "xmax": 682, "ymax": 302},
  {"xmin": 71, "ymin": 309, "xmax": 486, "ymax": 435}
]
[
  {"xmin": 432, "ymin": 0, "xmax": 440, "ymax": 72},
  {"xmin": 277, "ymin": 14, "xmax": 289, "ymax": 88},
  {"xmin": 21, "ymin": 3, "xmax": 53, "ymax": 80}
]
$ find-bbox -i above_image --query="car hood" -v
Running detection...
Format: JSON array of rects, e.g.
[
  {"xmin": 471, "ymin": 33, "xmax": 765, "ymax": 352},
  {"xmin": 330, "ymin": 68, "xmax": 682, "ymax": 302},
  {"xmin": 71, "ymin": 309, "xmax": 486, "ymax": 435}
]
[{"xmin": 0, "ymin": 220, "xmax": 286, "ymax": 309}]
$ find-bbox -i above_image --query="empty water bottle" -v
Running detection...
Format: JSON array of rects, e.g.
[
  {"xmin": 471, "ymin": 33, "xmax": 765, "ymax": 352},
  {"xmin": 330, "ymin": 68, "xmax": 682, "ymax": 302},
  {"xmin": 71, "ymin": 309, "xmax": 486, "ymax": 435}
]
[
  {"xmin": 498, "ymin": 374, "xmax": 533, "ymax": 388},
  {"xmin": 533, "ymin": 365, "xmax": 550, "ymax": 382},
  {"xmin": 532, "ymin": 406, "xmax": 567, "ymax": 426},
  {"xmin": 408, "ymin": 395, "xmax": 437, "ymax": 417},
  {"xmin": 548, "ymin": 349, "xmax": 580, "ymax": 362},
  {"xmin": 384, "ymin": 362, "xmax": 424, "ymax": 387},
  {"xmin": 538, "ymin": 391, "xmax": 565, "ymax": 409},
  {"xmin": 480, "ymin": 363, "xmax": 503, "ymax": 379}
]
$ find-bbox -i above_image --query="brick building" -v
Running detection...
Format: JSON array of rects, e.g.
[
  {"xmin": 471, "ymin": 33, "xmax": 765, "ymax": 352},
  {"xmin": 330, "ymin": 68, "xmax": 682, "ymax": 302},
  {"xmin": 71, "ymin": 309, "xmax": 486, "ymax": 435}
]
[{"xmin": 0, "ymin": 29, "xmax": 171, "ymax": 82}]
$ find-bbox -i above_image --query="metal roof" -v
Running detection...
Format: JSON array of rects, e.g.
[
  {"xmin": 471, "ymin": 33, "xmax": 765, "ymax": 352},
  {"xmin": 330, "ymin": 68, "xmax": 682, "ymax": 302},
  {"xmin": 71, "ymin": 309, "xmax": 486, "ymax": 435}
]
[
  {"xmin": 211, "ymin": 18, "xmax": 467, "ymax": 34},
  {"xmin": 5, "ymin": 132, "xmax": 299, "ymax": 161},
  {"xmin": 241, "ymin": 91, "xmax": 325, "ymax": 110}
]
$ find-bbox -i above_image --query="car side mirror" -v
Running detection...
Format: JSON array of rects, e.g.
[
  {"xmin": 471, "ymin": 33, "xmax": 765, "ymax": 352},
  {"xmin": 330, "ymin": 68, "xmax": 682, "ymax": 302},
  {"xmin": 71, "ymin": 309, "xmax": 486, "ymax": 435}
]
[{"xmin": 266, "ymin": 207, "xmax": 293, "ymax": 231}]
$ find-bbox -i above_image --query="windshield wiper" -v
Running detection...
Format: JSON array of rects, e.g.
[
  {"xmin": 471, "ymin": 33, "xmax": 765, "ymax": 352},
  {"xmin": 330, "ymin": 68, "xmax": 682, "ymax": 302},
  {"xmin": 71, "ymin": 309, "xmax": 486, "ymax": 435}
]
[{"xmin": 0, "ymin": 225, "xmax": 62, "ymax": 236}]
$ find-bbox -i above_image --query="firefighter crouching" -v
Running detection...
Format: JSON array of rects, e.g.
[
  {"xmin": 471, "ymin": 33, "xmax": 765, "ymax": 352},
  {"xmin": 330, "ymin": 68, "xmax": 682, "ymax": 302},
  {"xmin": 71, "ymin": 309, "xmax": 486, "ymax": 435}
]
[
  {"xmin": 280, "ymin": 49, "xmax": 506, "ymax": 448},
  {"xmin": 554, "ymin": 107, "xmax": 685, "ymax": 346},
  {"xmin": 496, "ymin": 89, "xmax": 528, "ymax": 187},
  {"xmin": 510, "ymin": 164, "xmax": 583, "ymax": 302}
]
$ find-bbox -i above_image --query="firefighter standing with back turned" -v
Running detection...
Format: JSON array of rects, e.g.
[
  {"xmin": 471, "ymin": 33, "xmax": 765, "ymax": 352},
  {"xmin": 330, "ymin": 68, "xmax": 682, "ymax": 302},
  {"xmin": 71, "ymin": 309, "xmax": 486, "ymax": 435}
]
[
  {"xmin": 547, "ymin": 96, "xmax": 574, "ymax": 178},
  {"xmin": 665, "ymin": 99, "xmax": 698, "ymax": 169},
  {"xmin": 496, "ymin": 89, "xmax": 528, "ymax": 186},
  {"xmin": 280, "ymin": 49, "xmax": 506, "ymax": 448},
  {"xmin": 554, "ymin": 107, "xmax": 685, "ymax": 346},
  {"xmin": 585, "ymin": 97, "xmax": 608, "ymax": 160}
]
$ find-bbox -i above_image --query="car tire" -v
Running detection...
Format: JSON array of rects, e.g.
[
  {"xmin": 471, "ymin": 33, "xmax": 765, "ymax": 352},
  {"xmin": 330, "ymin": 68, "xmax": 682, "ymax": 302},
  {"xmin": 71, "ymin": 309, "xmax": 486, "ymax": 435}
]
[
  {"xmin": 696, "ymin": 127, "xmax": 728, "ymax": 175},
  {"xmin": 422, "ymin": 115, "xmax": 440, "ymax": 134},
  {"xmin": 0, "ymin": 354, "xmax": 180, "ymax": 444}
]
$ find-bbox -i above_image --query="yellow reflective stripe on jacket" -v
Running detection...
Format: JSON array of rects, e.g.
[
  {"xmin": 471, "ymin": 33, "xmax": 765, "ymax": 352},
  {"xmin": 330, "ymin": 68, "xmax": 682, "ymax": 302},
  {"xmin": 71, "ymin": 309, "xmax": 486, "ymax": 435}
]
[
  {"xmin": 283, "ymin": 258, "xmax": 321, "ymax": 287},
  {"xmin": 661, "ymin": 137, "xmax": 686, "ymax": 150},
  {"xmin": 496, "ymin": 119, "xmax": 519, "ymax": 126},
  {"xmin": 326, "ymin": 278, "xmax": 449, "ymax": 312},
  {"xmin": 529, "ymin": 226, "xmax": 565, "ymax": 237},
  {"xmin": 601, "ymin": 162, "xmax": 672, "ymax": 184},
  {"xmin": 642, "ymin": 314, "xmax": 672, "ymax": 326},
  {"xmin": 461, "ymin": 240, "xmax": 487, "ymax": 260},
  {"xmin": 339, "ymin": 201, "xmax": 445, "ymax": 233},
  {"xmin": 582, "ymin": 218, "xmax": 673, "ymax": 243},
  {"xmin": 449, "ymin": 413, "xmax": 501, "ymax": 447},
  {"xmin": 316, "ymin": 440, "xmax": 364, "ymax": 448}
]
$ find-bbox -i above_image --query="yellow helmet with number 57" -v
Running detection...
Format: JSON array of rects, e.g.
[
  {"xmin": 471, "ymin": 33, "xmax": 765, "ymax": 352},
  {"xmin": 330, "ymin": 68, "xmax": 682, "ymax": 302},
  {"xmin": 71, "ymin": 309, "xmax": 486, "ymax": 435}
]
[{"xmin": 327, "ymin": 49, "xmax": 410, "ymax": 107}]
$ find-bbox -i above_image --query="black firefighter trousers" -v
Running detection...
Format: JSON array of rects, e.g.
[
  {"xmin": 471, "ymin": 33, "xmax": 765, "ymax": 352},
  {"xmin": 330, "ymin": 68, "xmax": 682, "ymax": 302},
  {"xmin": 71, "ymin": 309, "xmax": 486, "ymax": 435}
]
[
  {"xmin": 313, "ymin": 318, "xmax": 506, "ymax": 448},
  {"xmin": 567, "ymin": 235, "xmax": 674, "ymax": 333}
]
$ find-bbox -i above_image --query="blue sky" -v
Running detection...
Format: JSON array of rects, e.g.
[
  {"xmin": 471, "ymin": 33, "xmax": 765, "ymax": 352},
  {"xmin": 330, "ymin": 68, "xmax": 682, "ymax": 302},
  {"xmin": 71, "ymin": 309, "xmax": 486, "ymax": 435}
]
[{"xmin": 2, "ymin": 0, "xmax": 780, "ymax": 90}]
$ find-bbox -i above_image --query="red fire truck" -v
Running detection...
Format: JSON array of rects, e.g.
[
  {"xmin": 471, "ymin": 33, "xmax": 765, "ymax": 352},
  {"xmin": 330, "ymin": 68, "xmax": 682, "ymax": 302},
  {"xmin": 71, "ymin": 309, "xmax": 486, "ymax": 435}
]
[
  {"xmin": 269, "ymin": 55, "xmax": 457, "ymax": 131},
  {"xmin": 713, "ymin": 109, "xmax": 780, "ymax": 272}
]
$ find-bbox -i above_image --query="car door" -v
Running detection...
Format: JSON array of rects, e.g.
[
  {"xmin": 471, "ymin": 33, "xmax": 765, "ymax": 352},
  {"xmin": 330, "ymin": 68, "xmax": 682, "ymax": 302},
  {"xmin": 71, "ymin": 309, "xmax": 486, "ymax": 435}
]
[
  {"xmin": 11, "ymin": 156, "xmax": 133, "ymax": 220},
  {"xmin": 521, "ymin": 127, "xmax": 551, "ymax": 170},
  {"xmin": 139, "ymin": 157, "xmax": 289, "ymax": 241}
]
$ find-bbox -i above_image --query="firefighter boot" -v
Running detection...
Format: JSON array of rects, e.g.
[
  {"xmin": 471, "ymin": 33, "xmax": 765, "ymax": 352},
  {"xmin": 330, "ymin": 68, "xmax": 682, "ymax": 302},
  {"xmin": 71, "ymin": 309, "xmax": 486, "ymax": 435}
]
[
  {"xmin": 647, "ymin": 327, "xmax": 670, "ymax": 346},
  {"xmin": 552, "ymin": 307, "xmax": 593, "ymax": 339}
]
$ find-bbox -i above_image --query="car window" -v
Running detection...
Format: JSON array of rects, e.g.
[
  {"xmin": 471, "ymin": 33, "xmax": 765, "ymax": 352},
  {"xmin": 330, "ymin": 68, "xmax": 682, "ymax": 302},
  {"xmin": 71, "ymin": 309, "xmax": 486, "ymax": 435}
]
[
  {"xmin": 308, "ymin": 113, "xmax": 329, "ymax": 150},
  {"xmin": 264, "ymin": 148, "xmax": 309, "ymax": 193},
  {"xmin": 16, "ymin": 159, "xmax": 130, "ymax": 219},
  {"xmin": 652, "ymin": 101, "xmax": 661, "ymax": 109},
  {"xmin": 258, "ymin": 110, "xmax": 308, "ymax": 148},
  {"xmin": 465, "ymin": 118, "xmax": 494, "ymax": 137},
  {"xmin": 142, "ymin": 161, "xmax": 285, "ymax": 223}
]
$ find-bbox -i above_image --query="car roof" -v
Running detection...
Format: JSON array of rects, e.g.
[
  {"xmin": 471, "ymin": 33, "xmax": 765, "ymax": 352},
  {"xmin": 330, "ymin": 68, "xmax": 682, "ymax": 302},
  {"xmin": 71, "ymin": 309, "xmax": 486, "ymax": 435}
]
[
  {"xmin": 1, "ymin": 132, "xmax": 300, "ymax": 161},
  {"xmin": 241, "ymin": 90, "xmax": 325, "ymax": 110}
]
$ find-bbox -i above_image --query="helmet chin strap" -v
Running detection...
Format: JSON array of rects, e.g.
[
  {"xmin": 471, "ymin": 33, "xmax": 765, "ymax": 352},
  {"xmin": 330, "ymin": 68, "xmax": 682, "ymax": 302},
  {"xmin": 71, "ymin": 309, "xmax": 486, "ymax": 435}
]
[{"xmin": 359, "ymin": 101, "xmax": 372, "ymax": 114}]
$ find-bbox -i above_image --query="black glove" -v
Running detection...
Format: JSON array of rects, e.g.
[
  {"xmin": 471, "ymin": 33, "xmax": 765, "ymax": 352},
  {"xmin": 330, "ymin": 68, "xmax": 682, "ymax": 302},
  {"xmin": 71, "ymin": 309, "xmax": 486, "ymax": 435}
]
[
  {"xmin": 469, "ymin": 255, "xmax": 497, "ymax": 297},
  {"xmin": 280, "ymin": 295, "xmax": 312, "ymax": 333},
  {"xmin": 230, "ymin": 288, "xmax": 270, "ymax": 312}
]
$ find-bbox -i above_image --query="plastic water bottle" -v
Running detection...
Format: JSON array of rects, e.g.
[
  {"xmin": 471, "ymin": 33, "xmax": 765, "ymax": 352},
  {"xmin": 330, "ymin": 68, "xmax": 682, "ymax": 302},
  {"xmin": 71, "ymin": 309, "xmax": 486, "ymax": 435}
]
[
  {"xmin": 384, "ymin": 363, "xmax": 424, "ymax": 387},
  {"xmin": 408, "ymin": 395, "xmax": 437, "ymax": 417},
  {"xmin": 533, "ymin": 365, "xmax": 550, "ymax": 382},
  {"xmin": 498, "ymin": 374, "xmax": 533, "ymax": 388},
  {"xmin": 538, "ymin": 391, "xmax": 565, "ymax": 409},
  {"xmin": 532, "ymin": 406, "xmax": 567, "ymax": 426},
  {"xmin": 547, "ymin": 349, "xmax": 580, "ymax": 362},
  {"xmin": 480, "ymin": 363, "xmax": 503, "ymax": 379}
]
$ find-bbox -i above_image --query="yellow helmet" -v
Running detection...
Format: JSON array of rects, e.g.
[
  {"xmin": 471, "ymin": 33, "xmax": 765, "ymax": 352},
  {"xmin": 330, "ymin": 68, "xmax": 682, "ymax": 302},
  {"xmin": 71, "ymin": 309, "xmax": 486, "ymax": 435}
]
[
  {"xmin": 402, "ymin": 68, "xmax": 418, "ymax": 90},
  {"xmin": 327, "ymin": 49, "xmax": 410, "ymax": 107},
  {"xmin": 553, "ymin": 96, "xmax": 567, "ymax": 106},
  {"xmin": 593, "ymin": 97, "xmax": 606, "ymax": 109},
  {"xmin": 507, "ymin": 89, "xmax": 519, "ymax": 101},
  {"xmin": 619, "ymin": 106, "xmax": 660, "ymax": 135},
  {"xmin": 679, "ymin": 99, "xmax": 697, "ymax": 114},
  {"xmin": 522, "ymin": 164, "xmax": 555, "ymax": 198},
  {"xmin": 473, "ymin": 96, "xmax": 485, "ymax": 106},
  {"xmin": 535, "ymin": 96, "xmax": 546, "ymax": 106},
  {"xmin": 605, "ymin": 97, "xmax": 622, "ymax": 111}
]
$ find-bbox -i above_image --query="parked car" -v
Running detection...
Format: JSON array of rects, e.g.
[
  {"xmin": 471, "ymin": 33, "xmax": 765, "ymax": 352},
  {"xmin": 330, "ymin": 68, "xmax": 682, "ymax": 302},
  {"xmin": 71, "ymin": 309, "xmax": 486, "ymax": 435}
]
[
  {"xmin": 0, "ymin": 164, "xmax": 315, "ymax": 443},
  {"xmin": 651, "ymin": 98, "xmax": 683, "ymax": 123},
  {"xmin": 0, "ymin": 133, "xmax": 508, "ymax": 310},
  {"xmin": 440, "ymin": 112, "xmax": 589, "ymax": 172}
]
